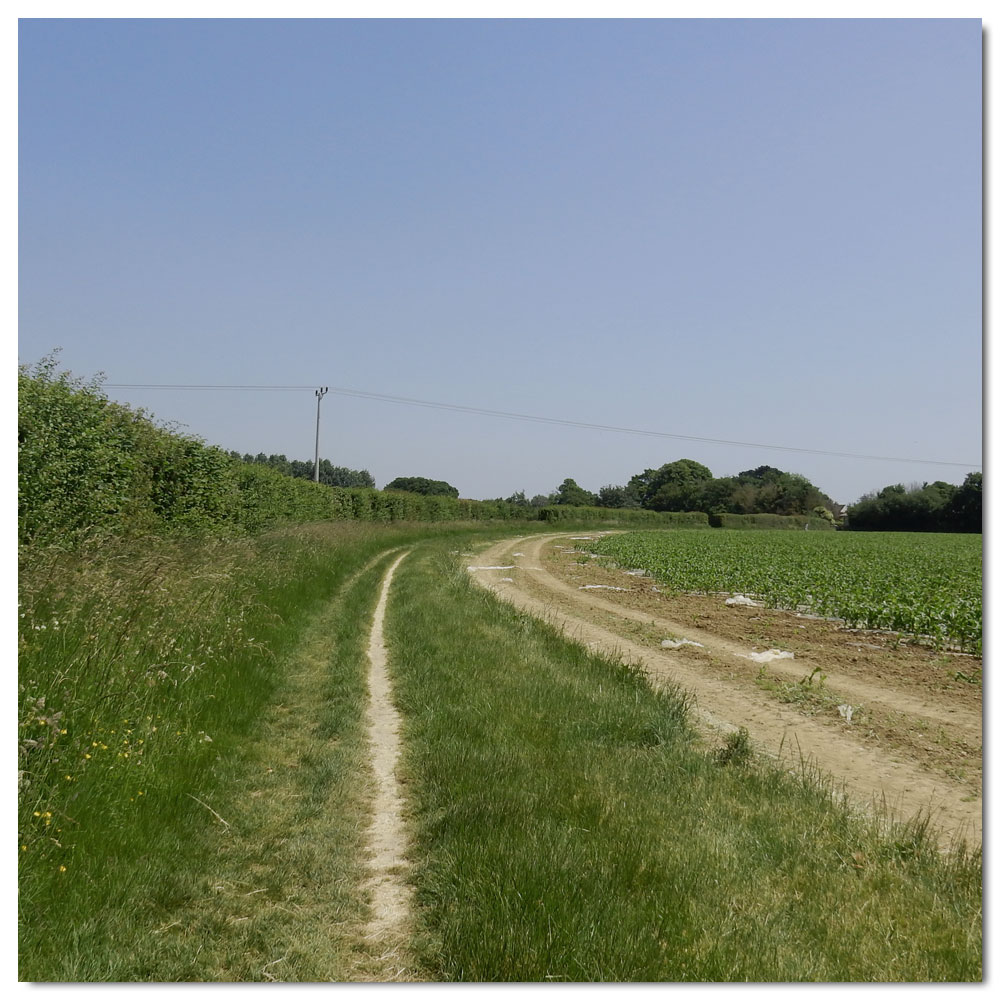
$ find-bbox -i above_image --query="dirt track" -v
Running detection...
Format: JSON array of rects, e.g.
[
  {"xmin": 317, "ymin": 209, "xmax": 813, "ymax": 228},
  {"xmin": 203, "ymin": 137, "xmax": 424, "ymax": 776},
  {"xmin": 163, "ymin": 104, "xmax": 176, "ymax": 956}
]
[
  {"xmin": 466, "ymin": 532, "xmax": 982, "ymax": 849},
  {"xmin": 361, "ymin": 551, "xmax": 415, "ymax": 980}
]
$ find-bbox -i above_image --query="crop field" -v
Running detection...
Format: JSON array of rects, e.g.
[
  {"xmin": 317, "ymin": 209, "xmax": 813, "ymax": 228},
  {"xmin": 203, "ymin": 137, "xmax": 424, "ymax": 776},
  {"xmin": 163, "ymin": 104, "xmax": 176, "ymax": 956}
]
[{"xmin": 580, "ymin": 530, "xmax": 982, "ymax": 654}]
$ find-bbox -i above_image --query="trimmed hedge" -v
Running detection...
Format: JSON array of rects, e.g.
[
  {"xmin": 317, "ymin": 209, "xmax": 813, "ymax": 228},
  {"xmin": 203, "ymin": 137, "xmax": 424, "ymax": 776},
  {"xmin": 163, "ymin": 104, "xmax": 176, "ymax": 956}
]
[
  {"xmin": 708, "ymin": 513, "xmax": 836, "ymax": 531},
  {"xmin": 18, "ymin": 358, "xmax": 528, "ymax": 549},
  {"xmin": 539, "ymin": 506, "xmax": 710, "ymax": 527}
]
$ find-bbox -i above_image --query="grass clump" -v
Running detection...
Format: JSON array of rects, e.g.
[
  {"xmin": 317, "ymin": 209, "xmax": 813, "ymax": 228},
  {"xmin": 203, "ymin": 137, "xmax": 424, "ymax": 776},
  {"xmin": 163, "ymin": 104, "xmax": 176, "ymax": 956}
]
[{"xmin": 386, "ymin": 546, "xmax": 982, "ymax": 982}]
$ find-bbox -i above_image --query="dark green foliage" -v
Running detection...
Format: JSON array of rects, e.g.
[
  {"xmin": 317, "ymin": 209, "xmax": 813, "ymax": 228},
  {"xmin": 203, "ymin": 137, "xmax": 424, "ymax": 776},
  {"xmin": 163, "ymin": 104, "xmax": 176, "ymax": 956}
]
[
  {"xmin": 736, "ymin": 465, "xmax": 786, "ymax": 485},
  {"xmin": 595, "ymin": 484, "xmax": 636, "ymax": 508},
  {"xmin": 615, "ymin": 460, "xmax": 837, "ymax": 518},
  {"xmin": 18, "ymin": 357, "xmax": 535, "ymax": 549},
  {"xmin": 946, "ymin": 473, "xmax": 983, "ymax": 532},
  {"xmin": 625, "ymin": 459, "xmax": 712, "ymax": 511},
  {"xmin": 540, "ymin": 506, "xmax": 710, "ymax": 527},
  {"xmin": 552, "ymin": 477, "xmax": 598, "ymax": 506},
  {"xmin": 384, "ymin": 476, "xmax": 460, "ymax": 498},
  {"xmin": 232, "ymin": 453, "xmax": 375, "ymax": 487},
  {"xmin": 847, "ymin": 475, "xmax": 981, "ymax": 533}
]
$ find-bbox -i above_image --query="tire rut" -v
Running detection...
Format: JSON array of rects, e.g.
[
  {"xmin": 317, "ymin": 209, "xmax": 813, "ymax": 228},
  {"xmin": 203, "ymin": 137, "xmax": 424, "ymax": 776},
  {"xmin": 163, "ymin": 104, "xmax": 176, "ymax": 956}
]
[
  {"xmin": 360, "ymin": 551, "xmax": 416, "ymax": 980},
  {"xmin": 466, "ymin": 533, "xmax": 981, "ymax": 849}
]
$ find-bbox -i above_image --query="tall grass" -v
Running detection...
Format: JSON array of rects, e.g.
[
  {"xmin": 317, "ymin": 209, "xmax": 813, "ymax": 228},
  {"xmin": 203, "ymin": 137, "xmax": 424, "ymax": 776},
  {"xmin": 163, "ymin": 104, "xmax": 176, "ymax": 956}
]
[
  {"xmin": 387, "ymin": 546, "xmax": 982, "ymax": 982},
  {"xmin": 17, "ymin": 521, "xmax": 525, "ymax": 980}
]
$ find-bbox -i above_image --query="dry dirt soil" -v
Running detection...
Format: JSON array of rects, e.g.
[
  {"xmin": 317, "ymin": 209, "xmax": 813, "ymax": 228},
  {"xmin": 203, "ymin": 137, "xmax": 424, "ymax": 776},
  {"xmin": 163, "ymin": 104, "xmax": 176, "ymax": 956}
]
[{"xmin": 465, "ymin": 532, "xmax": 982, "ymax": 850}]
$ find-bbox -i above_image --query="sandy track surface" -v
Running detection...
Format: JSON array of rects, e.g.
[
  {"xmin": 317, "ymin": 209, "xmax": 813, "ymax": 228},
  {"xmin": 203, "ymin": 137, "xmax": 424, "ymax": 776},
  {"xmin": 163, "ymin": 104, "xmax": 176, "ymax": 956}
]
[
  {"xmin": 466, "ymin": 533, "xmax": 981, "ymax": 849},
  {"xmin": 361, "ymin": 551, "xmax": 415, "ymax": 980}
]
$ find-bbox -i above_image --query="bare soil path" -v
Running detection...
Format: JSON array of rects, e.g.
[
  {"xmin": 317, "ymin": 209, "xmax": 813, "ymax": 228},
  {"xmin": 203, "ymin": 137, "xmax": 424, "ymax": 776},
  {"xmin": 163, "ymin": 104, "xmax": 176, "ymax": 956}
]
[
  {"xmin": 466, "ymin": 533, "xmax": 982, "ymax": 849},
  {"xmin": 361, "ymin": 551, "xmax": 416, "ymax": 980}
]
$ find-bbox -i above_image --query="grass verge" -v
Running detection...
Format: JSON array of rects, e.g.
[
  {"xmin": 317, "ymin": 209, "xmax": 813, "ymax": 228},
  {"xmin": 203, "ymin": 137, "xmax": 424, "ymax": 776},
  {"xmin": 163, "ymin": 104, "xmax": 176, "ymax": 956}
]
[
  {"xmin": 17, "ymin": 521, "xmax": 524, "ymax": 980},
  {"xmin": 386, "ymin": 545, "xmax": 982, "ymax": 982}
]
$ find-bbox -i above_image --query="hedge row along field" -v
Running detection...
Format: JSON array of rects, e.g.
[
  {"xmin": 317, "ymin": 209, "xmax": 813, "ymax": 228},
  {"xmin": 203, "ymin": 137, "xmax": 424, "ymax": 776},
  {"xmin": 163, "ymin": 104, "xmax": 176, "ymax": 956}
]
[
  {"xmin": 538, "ymin": 506, "xmax": 710, "ymax": 527},
  {"xmin": 17, "ymin": 357, "xmax": 536, "ymax": 549},
  {"xmin": 581, "ymin": 529, "xmax": 982, "ymax": 654},
  {"xmin": 19, "ymin": 356, "xmax": 710, "ymax": 549}
]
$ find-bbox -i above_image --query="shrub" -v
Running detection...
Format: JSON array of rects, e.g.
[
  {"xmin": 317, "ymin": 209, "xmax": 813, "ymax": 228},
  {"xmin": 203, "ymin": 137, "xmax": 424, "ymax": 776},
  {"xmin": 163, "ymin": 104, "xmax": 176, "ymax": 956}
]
[{"xmin": 708, "ymin": 513, "xmax": 835, "ymax": 530}]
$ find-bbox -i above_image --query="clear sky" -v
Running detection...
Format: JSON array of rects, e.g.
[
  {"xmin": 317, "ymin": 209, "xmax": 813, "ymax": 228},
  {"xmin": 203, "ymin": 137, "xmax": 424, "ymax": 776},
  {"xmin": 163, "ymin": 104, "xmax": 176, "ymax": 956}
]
[{"xmin": 18, "ymin": 17, "xmax": 982, "ymax": 506}]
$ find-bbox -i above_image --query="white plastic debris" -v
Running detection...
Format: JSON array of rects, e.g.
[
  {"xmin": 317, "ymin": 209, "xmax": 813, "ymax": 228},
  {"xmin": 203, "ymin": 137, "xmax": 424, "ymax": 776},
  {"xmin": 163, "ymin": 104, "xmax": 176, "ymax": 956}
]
[
  {"xmin": 570, "ymin": 536, "xmax": 594, "ymax": 540},
  {"xmin": 726, "ymin": 595, "xmax": 765, "ymax": 607},
  {"xmin": 498, "ymin": 577, "xmax": 515, "ymax": 583},
  {"xmin": 467, "ymin": 565, "xmax": 516, "ymax": 571},
  {"xmin": 578, "ymin": 585, "xmax": 626, "ymax": 591},
  {"xmin": 512, "ymin": 552, "xmax": 525, "ymax": 557},
  {"xmin": 625, "ymin": 569, "xmax": 648, "ymax": 577},
  {"xmin": 837, "ymin": 704, "xmax": 854, "ymax": 724},
  {"xmin": 661, "ymin": 638, "xmax": 705, "ymax": 649},
  {"xmin": 747, "ymin": 649, "xmax": 795, "ymax": 664}
]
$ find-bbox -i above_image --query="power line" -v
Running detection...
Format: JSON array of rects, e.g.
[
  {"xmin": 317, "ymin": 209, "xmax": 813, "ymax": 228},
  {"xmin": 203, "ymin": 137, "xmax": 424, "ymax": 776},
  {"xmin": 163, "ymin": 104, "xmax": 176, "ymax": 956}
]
[
  {"xmin": 103, "ymin": 382, "xmax": 981, "ymax": 469},
  {"xmin": 105, "ymin": 383, "xmax": 315, "ymax": 390}
]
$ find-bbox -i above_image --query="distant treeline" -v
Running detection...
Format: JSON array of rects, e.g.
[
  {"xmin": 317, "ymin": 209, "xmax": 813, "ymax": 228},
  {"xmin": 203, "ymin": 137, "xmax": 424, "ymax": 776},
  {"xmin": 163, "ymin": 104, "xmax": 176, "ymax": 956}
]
[
  {"xmin": 230, "ymin": 452, "xmax": 375, "ymax": 488},
  {"xmin": 512, "ymin": 460, "xmax": 841, "ymax": 523},
  {"xmin": 523, "ymin": 460, "xmax": 981, "ymax": 534},
  {"xmin": 846, "ymin": 477, "xmax": 981, "ymax": 533}
]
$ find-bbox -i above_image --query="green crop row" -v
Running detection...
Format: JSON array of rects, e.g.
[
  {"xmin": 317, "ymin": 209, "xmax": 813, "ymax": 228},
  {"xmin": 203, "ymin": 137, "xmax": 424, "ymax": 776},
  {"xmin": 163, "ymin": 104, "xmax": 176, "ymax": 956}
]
[{"xmin": 582, "ymin": 529, "xmax": 982, "ymax": 653}]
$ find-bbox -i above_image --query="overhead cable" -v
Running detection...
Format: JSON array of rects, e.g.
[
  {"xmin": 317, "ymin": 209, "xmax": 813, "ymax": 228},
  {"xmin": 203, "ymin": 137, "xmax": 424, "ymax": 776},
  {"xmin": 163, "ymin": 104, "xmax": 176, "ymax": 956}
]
[{"xmin": 103, "ymin": 382, "xmax": 981, "ymax": 469}]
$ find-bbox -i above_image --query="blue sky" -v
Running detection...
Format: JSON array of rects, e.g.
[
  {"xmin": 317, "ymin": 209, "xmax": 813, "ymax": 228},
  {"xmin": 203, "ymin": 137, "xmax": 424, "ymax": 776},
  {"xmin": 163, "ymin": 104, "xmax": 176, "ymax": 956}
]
[{"xmin": 18, "ymin": 18, "xmax": 982, "ymax": 505}]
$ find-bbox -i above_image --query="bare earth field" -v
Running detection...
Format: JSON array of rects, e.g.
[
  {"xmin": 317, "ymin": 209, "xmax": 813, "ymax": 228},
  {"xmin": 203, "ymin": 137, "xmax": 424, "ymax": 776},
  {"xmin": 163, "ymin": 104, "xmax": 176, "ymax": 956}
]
[{"xmin": 466, "ymin": 532, "xmax": 982, "ymax": 849}]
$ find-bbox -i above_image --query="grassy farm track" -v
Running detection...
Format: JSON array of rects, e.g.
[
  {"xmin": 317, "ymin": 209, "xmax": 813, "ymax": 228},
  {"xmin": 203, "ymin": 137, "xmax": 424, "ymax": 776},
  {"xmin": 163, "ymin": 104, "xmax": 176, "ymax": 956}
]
[
  {"xmin": 465, "ymin": 533, "xmax": 982, "ymax": 849},
  {"xmin": 387, "ymin": 542, "xmax": 980, "ymax": 981},
  {"xmin": 19, "ymin": 523, "xmax": 982, "ymax": 981}
]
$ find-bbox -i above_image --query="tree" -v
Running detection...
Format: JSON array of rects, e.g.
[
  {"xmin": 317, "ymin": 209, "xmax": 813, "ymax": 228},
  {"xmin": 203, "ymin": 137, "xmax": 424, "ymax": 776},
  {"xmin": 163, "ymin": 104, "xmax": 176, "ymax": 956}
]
[
  {"xmin": 644, "ymin": 460, "xmax": 714, "ymax": 512},
  {"xmin": 847, "ymin": 477, "xmax": 976, "ymax": 532},
  {"xmin": 553, "ymin": 478, "xmax": 597, "ymax": 506},
  {"xmin": 505, "ymin": 490, "xmax": 530, "ymax": 507},
  {"xmin": 737, "ymin": 465, "xmax": 785, "ymax": 486},
  {"xmin": 625, "ymin": 468, "xmax": 659, "ymax": 508},
  {"xmin": 384, "ymin": 476, "xmax": 459, "ymax": 498},
  {"xmin": 595, "ymin": 484, "xmax": 633, "ymax": 508},
  {"xmin": 316, "ymin": 461, "xmax": 375, "ymax": 488},
  {"xmin": 946, "ymin": 472, "xmax": 982, "ymax": 532},
  {"xmin": 626, "ymin": 460, "xmax": 713, "ymax": 510},
  {"xmin": 692, "ymin": 476, "xmax": 740, "ymax": 515},
  {"xmin": 233, "ymin": 452, "xmax": 374, "ymax": 487}
]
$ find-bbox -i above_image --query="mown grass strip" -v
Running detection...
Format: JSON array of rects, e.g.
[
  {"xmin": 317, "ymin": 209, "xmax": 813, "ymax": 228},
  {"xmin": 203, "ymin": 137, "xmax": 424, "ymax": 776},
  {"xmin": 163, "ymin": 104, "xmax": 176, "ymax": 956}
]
[{"xmin": 386, "ymin": 545, "xmax": 982, "ymax": 983}]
